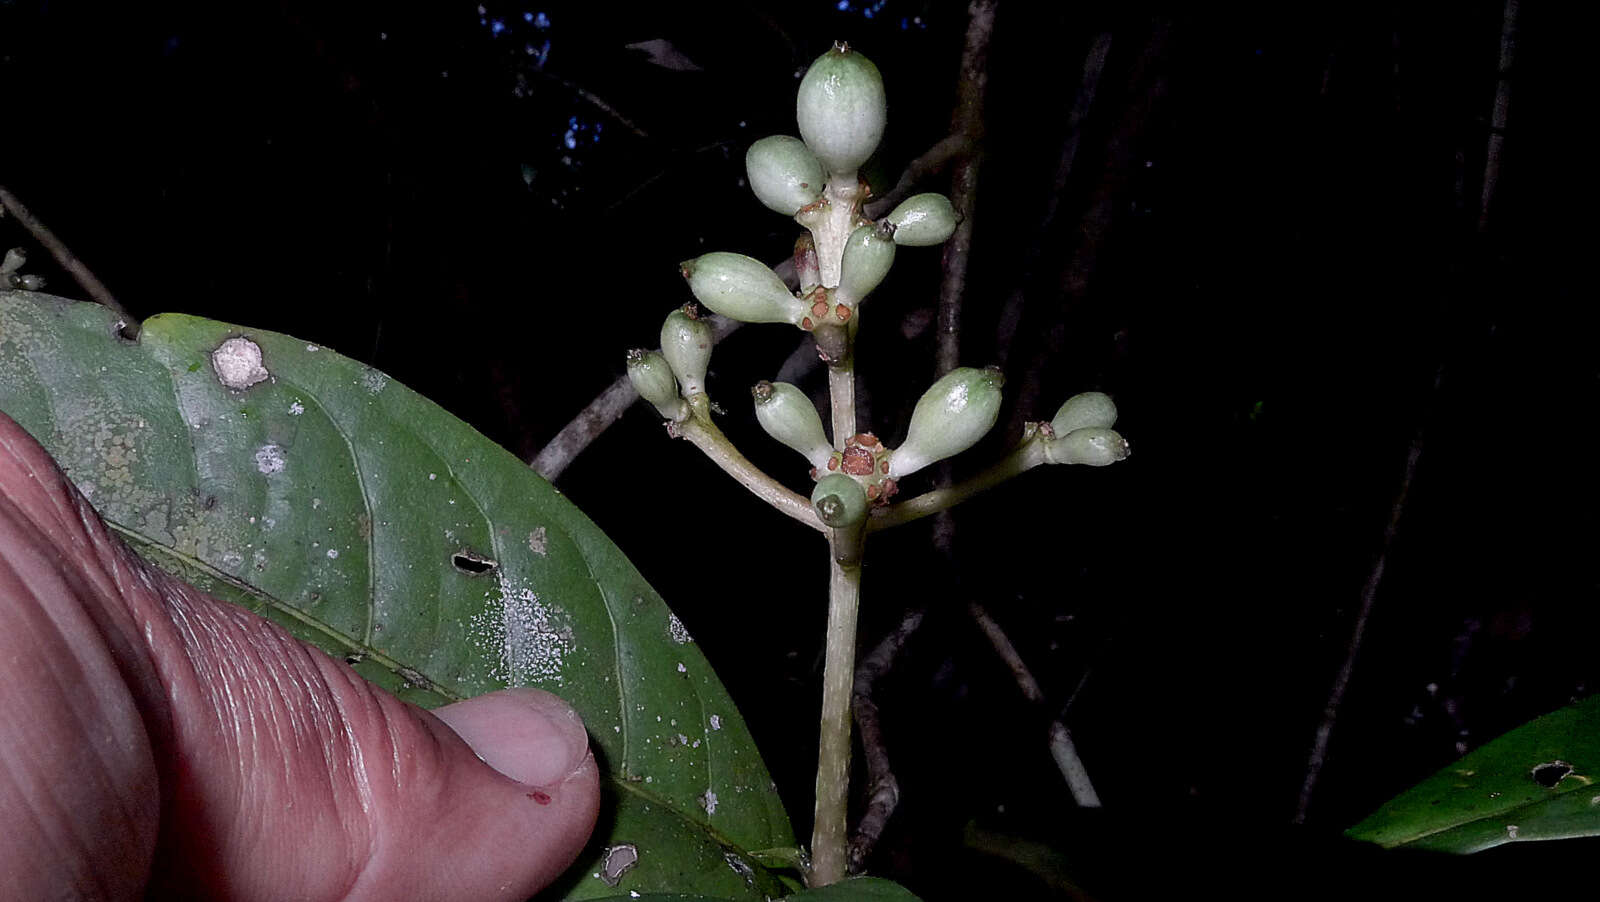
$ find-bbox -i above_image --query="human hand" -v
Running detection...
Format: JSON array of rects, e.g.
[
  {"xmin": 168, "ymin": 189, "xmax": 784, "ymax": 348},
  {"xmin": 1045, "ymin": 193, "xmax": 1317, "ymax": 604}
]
[{"xmin": 0, "ymin": 411, "xmax": 599, "ymax": 900}]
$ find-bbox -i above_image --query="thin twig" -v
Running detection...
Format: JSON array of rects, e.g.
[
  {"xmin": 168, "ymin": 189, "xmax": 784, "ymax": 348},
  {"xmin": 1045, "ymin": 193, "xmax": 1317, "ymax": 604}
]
[
  {"xmin": 928, "ymin": 0, "xmax": 998, "ymax": 556},
  {"xmin": 863, "ymin": 134, "xmax": 970, "ymax": 220},
  {"xmin": 1008, "ymin": 21, "xmax": 1171, "ymax": 437},
  {"xmin": 1478, "ymin": 0, "xmax": 1519, "ymax": 234},
  {"xmin": 530, "ymin": 258, "xmax": 797, "ymax": 480},
  {"xmin": 849, "ymin": 607, "xmax": 927, "ymax": 871},
  {"xmin": 994, "ymin": 31, "xmax": 1113, "ymax": 368},
  {"xmin": 0, "ymin": 184, "xmax": 131, "ymax": 321},
  {"xmin": 935, "ymin": 0, "xmax": 996, "ymax": 379},
  {"xmin": 1292, "ymin": 367, "xmax": 1437, "ymax": 824},
  {"xmin": 537, "ymin": 71, "xmax": 650, "ymax": 139},
  {"xmin": 969, "ymin": 601, "xmax": 1102, "ymax": 807}
]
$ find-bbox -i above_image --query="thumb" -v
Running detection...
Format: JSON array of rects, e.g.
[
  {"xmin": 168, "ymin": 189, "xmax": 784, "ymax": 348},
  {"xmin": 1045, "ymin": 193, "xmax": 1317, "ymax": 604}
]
[{"xmin": 0, "ymin": 410, "xmax": 599, "ymax": 900}]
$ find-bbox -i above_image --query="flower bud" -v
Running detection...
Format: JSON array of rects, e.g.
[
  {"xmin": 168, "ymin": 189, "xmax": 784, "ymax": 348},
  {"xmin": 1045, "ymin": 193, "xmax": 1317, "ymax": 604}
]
[
  {"xmin": 835, "ymin": 222, "xmax": 896, "ymax": 307},
  {"xmin": 811, "ymin": 473, "xmax": 868, "ymax": 529},
  {"xmin": 627, "ymin": 349, "xmax": 687, "ymax": 420},
  {"xmin": 660, "ymin": 306, "xmax": 713, "ymax": 397},
  {"xmin": 1043, "ymin": 427, "xmax": 1130, "ymax": 467},
  {"xmin": 1050, "ymin": 391, "xmax": 1118, "ymax": 436},
  {"xmin": 796, "ymin": 42, "xmax": 887, "ymax": 179},
  {"xmin": 681, "ymin": 252, "xmax": 806, "ymax": 325},
  {"xmin": 889, "ymin": 366, "xmax": 1005, "ymax": 480},
  {"xmin": 885, "ymin": 193, "xmax": 959, "ymax": 246},
  {"xmin": 753, "ymin": 381, "xmax": 833, "ymax": 469},
  {"xmin": 746, "ymin": 135, "xmax": 827, "ymax": 216}
]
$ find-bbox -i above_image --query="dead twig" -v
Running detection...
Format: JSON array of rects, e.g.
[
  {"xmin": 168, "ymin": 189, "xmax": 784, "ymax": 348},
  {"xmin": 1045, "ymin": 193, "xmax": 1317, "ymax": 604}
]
[
  {"xmin": 848, "ymin": 607, "xmax": 927, "ymax": 871},
  {"xmin": 1478, "ymin": 0, "xmax": 1519, "ymax": 234},
  {"xmin": 994, "ymin": 30, "xmax": 1113, "ymax": 367},
  {"xmin": 1007, "ymin": 21, "xmax": 1171, "ymax": 437},
  {"xmin": 1292, "ymin": 384, "xmax": 1430, "ymax": 824},
  {"xmin": 863, "ymin": 134, "xmax": 970, "ymax": 221},
  {"xmin": 969, "ymin": 601, "xmax": 1102, "ymax": 807},
  {"xmin": 0, "ymin": 184, "xmax": 132, "ymax": 322},
  {"xmin": 935, "ymin": 0, "xmax": 996, "ymax": 379},
  {"xmin": 529, "ymin": 257, "xmax": 796, "ymax": 480}
]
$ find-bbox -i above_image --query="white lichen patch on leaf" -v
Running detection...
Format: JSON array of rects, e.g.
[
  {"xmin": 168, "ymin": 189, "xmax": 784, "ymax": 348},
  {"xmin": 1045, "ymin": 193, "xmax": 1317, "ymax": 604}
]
[
  {"xmin": 528, "ymin": 526, "xmax": 548, "ymax": 555},
  {"xmin": 667, "ymin": 612, "xmax": 692, "ymax": 644},
  {"xmin": 288, "ymin": 400, "xmax": 305, "ymax": 416},
  {"xmin": 361, "ymin": 368, "xmax": 389, "ymax": 394},
  {"xmin": 212, "ymin": 337, "xmax": 270, "ymax": 390},
  {"xmin": 254, "ymin": 444, "xmax": 286, "ymax": 475},
  {"xmin": 709, "ymin": 714, "xmax": 722, "ymax": 731},
  {"xmin": 470, "ymin": 574, "xmax": 573, "ymax": 686},
  {"xmin": 701, "ymin": 790, "xmax": 718, "ymax": 816}
]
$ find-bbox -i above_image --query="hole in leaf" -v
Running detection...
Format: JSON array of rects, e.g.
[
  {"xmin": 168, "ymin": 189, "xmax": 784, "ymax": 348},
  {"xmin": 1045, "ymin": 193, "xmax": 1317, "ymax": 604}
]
[
  {"xmin": 451, "ymin": 549, "xmax": 499, "ymax": 575},
  {"xmin": 600, "ymin": 844, "xmax": 638, "ymax": 886},
  {"xmin": 1532, "ymin": 761, "xmax": 1573, "ymax": 788}
]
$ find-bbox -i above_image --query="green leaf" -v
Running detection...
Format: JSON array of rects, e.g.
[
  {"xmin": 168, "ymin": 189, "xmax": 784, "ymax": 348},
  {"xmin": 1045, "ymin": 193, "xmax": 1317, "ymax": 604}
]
[
  {"xmin": 781, "ymin": 877, "xmax": 926, "ymax": 900},
  {"xmin": 610, "ymin": 877, "xmax": 925, "ymax": 901},
  {"xmin": 1346, "ymin": 694, "xmax": 1600, "ymax": 853},
  {"xmin": 0, "ymin": 292, "xmax": 792, "ymax": 898}
]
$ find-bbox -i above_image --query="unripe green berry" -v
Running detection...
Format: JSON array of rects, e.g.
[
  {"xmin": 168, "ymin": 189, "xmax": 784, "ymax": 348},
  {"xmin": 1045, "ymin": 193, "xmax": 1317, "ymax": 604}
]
[
  {"xmin": 796, "ymin": 42, "xmax": 887, "ymax": 179},
  {"xmin": 885, "ymin": 193, "xmax": 959, "ymax": 246},
  {"xmin": 889, "ymin": 366, "xmax": 1005, "ymax": 480},
  {"xmin": 835, "ymin": 222, "xmax": 896, "ymax": 307},
  {"xmin": 746, "ymin": 135, "xmax": 827, "ymax": 216},
  {"xmin": 811, "ymin": 473, "xmax": 868, "ymax": 529},
  {"xmin": 627, "ymin": 349, "xmax": 688, "ymax": 421},
  {"xmin": 1043, "ymin": 426, "xmax": 1130, "ymax": 467},
  {"xmin": 680, "ymin": 252, "xmax": 806, "ymax": 325},
  {"xmin": 1050, "ymin": 391, "xmax": 1118, "ymax": 436},
  {"xmin": 753, "ymin": 381, "xmax": 833, "ymax": 469},
  {"xmin": 660, "ymin": 306, "xmax": 713, "ymax": 397}
]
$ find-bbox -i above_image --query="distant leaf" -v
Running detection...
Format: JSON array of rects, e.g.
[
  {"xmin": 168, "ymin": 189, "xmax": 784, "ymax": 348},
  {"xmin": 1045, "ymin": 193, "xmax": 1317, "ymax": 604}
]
[
  {"xmin": 1346, "ymin": 694, "xmax": 1600, "ymax": 853},
  {"xmin": 0, "ymin": 292, "xmax": 792, "ymax": 898},
  {"xmin": 626, "ymin": 38, "xmax": 704, "ymax": 72}
]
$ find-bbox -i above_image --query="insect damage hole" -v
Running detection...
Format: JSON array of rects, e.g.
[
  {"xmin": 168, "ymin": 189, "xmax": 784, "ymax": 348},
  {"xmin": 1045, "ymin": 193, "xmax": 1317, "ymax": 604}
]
[
  {"xmin": 1532, "ymin": 760, "xmax": 1574, "ymax": 789},
  {"xmin": 451, "ymin": 549, "xmax": 499, "ymax": 576},
  {"xmin": 599, "ymin": 843, "xmax": 638, "ymax": 887}
]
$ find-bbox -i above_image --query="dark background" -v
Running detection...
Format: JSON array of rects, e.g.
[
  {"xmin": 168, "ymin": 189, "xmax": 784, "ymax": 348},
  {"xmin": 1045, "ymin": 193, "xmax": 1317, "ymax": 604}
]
[{"xmin": 2, "ymin": 1, "xmax": 1592, "ymax": 897}]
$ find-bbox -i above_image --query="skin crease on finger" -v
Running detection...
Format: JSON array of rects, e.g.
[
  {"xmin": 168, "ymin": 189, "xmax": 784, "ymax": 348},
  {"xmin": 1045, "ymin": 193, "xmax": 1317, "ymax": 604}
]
[{"xmin": 0, "ymin": 411, "xmax": 600, "ymax": 901}]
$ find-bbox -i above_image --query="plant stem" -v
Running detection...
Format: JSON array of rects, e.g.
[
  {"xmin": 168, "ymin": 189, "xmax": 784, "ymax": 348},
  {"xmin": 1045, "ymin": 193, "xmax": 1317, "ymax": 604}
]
[
  {"xmin": 868, "ymin": 439, "xmax": 1047, "ymax": 532},
  {"xmin": 827, "ymin": 362, "xmax": 855, "ymax": 448},
  {"xmin": 676, "ymin": 414, "xmax": 824, "ymax": 532},
  {"xmin": 0, "ymin": 183, "xmax": 132, "ymax": 323},
  {"xmin": 810, "ymin": 538, "xmax": 863, "ymax": 886}
]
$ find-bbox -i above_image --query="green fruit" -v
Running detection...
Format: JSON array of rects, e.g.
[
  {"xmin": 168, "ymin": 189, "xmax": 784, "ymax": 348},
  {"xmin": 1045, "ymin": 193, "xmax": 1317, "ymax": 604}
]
[
  {"xmin": 660, "ymin": 306, "xmax": 713, "ymax": 397},
  {"xmin": 746, "ymin": 135, "xmax": 827, "ymax": 216},
  {"xmin": 889, "ymin": 366, "xmax": 1004, "ymax": 479},
  {"xmin": 1044, "ymin": 427, "xmax": 1130, "ymax": 467},
  {"xmin": 835, "ymin": 222, "xmax": 896, "ymax": 307},
  {"xmin": 680, "ymin": 252, "xmax": 806, "ymax": 325},
  {"xmin": 885, "ymin": 193, "xmax": 959, "ymax": 246},
  {"xmin": 811, "ymin": 473, "xmax": 868, "ymax": 528},
  {"xmin": 627, "ymin": 349, "xmax": 687, "ymax": 420},
  {"xmin": 753, "ymin": 381, "xmax": 833, "ymax": 468},
  {"xmin": 1050, "ymin": 392, "xmax": 1117, "ymax": 436},
  {"xmin": 796, "ymin": 42, "xmax": 887, "ymax": 178}
]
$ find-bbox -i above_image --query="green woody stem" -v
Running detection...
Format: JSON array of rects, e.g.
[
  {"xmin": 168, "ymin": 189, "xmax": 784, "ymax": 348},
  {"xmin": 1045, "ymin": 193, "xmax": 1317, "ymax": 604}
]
[{"xmin": 810, "ymin": 528, "xmax": 863, "ymax": 886}]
